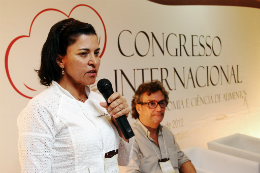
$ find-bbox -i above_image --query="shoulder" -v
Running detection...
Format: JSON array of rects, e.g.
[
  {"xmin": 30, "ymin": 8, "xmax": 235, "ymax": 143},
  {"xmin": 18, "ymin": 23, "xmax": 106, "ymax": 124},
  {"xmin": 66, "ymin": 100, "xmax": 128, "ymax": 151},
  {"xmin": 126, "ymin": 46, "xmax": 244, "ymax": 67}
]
[
  {"xmin": 27, "ymin": 85, "xmax": 61, "ymax": 110},
  {"xmin": 18, "ymin": 86, "xmax": 60, "ymax": 136},
  {"xmin": 18, "ymin": 85, "xmax": 61, "ymax": 126},
  {"xmin": 161, "ymin": 125, "xmax": 175, "ymax": 138},
  {"xmin": 161, "ymin": 125, "xmax": 172, "ymax": 133},
  {"xmin": 130, "ymin": 121, "xmax": 139, "ymax": 131},
  {"xmin": 130, "ymin": 122, "xmax": 141, "ymax": 150},
  {"xmin": 130, "ymin": 121, "xmax": 145, "ymax": 143}
]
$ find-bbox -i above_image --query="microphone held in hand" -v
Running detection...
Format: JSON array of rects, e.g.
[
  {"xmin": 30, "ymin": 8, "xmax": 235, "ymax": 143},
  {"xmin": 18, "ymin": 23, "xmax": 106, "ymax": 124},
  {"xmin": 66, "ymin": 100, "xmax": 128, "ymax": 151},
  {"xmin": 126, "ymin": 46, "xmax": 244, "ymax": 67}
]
[{"xmin": 97, "ymin": 78, "xmax": 134, "ymax": 139}]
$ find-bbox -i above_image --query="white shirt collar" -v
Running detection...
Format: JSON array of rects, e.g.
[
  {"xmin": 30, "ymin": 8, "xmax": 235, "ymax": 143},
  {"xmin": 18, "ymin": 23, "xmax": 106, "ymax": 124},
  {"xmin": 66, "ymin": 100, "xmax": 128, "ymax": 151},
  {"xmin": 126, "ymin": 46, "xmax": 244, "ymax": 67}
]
[
  {"xmin": 136, "ymin": 119, "xmax": 163, "ymax": 138},
  {"xmin": 51, "ymin": 81, "xmax": 91, "ymax": 98}
]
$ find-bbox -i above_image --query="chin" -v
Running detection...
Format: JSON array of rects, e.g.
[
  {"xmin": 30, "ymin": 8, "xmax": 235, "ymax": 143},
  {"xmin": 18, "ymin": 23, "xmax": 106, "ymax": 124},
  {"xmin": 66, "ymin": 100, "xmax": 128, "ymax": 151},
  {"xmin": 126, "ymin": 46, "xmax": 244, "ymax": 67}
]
[
  {"xmin": 153, "ymin": 116, "xmax": 164, "ymax": 123},
  {"xmin": 85, "ymin": 77, "xmax": 97, "ymax": 85}
]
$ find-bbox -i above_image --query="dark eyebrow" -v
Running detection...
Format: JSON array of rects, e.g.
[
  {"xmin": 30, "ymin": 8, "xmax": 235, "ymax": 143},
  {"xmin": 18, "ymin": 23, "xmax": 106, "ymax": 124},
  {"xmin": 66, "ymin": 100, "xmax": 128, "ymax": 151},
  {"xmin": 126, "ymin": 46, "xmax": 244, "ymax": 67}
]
[
  {"xmin": 147, "ymin": 99, "xmax": 165, "ymax": 102},
  {"xmin": 158, "ymin": 100, "xmax": 165, "ymax": 102},
  {"xmin": 78, "ymin": 48, "xmax": 100, "ymax": 51},
  {"xmin": 79, "ymin": 48, "xmax": 89, "ymax": 51}
]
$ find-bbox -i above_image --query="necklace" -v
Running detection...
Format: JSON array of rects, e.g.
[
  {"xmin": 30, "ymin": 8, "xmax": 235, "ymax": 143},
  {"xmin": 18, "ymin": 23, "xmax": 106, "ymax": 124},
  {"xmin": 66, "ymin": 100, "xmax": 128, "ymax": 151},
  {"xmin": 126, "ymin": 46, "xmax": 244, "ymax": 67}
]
[
  {"xmin": 78, "ymin": 94, "xmax": 87, "ymax": 102},
  {"xmin": 78, "ymin": 98, "xmax": 85, "ymax": 102}
]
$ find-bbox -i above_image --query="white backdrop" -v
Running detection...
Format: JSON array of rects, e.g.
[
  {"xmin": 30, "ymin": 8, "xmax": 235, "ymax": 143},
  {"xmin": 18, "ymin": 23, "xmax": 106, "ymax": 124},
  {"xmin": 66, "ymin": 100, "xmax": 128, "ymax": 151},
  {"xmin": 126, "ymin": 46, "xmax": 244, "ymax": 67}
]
[{"xmin": 1, "ymin": 0, "xmax": 260, "ymax": 172}]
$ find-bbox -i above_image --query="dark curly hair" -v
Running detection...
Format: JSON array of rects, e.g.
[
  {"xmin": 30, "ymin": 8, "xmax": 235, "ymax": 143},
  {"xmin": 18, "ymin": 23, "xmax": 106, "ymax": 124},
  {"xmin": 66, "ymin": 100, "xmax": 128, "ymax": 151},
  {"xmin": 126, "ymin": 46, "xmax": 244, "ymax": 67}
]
[
  {"xmin": 36, "ymin": 18, "xmax": 97, "ymax": 86},
  {"xmin": 131, "ymin": 80, "xmax": 169, "ymax": 119}
]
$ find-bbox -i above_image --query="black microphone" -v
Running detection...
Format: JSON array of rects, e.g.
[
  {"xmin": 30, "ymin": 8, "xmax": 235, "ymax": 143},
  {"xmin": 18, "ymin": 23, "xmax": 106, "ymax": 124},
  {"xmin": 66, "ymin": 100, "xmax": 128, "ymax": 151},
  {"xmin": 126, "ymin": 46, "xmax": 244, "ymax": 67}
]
[{"xmin": 97, "ymin": 78, "xmax": 134, "ymax": 139}]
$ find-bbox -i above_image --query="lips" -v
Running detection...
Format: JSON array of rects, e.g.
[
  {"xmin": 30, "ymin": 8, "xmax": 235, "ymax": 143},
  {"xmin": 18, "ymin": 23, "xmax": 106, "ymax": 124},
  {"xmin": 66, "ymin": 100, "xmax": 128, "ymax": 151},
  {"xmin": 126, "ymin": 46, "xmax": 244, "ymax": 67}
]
[
  {"xmin": 87, "ymin": 69, "xmax": 97, "ymax": 76},
  {"xmin": 153, "ymin": 113, "xmax": 164, "ymax": 117}
]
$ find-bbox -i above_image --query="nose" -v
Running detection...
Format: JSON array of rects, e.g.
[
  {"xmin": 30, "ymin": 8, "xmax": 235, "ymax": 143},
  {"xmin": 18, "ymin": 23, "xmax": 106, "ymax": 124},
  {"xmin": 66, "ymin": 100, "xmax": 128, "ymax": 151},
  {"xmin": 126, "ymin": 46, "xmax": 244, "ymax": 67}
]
[
  {"xmin": 88, "ymin": 53, "xmax": 97, "ymax": 67},
  {"xmin": 154, "ymin": 103, "xmax": 162, "ymax": 111}
]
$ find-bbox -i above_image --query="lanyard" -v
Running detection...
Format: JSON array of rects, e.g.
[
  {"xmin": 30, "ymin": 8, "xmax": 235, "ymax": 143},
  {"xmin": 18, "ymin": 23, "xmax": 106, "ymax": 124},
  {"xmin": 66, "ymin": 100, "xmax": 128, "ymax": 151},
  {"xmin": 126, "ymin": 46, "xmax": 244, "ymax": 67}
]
[{"xmin": 142, "ymin": 127, "xmax": 169, "ymax": 160}]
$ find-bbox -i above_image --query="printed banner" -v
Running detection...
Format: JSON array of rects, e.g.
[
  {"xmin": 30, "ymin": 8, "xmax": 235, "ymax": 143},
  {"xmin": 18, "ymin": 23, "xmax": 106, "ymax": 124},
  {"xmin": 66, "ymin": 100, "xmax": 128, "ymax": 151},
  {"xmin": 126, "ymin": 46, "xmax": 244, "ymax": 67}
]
[{"xmin": 1, "ymin": 0, "xmax": 260, "ymax": 172}]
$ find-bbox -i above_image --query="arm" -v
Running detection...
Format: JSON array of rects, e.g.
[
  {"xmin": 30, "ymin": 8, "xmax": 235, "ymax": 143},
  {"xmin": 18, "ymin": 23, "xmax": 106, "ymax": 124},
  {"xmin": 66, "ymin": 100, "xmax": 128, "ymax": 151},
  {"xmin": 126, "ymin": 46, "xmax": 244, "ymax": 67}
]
[
  {"xmin": 172, "ymin": 136, "xmax": 195, "ymax": 172},
  {"xmin": 125, "ymin": 141, "xmax": 141, "ymax": 173},
  {"xmin": 17, "ymin": 102, "xmax": 55, "ymax": 173},
  {"xmin": 180, "ymin": 161, "xmax": 197, "ymax": 173},
  {"xmin": 117, "ymin": 137, "xmax": 134, "ymax": 166}
]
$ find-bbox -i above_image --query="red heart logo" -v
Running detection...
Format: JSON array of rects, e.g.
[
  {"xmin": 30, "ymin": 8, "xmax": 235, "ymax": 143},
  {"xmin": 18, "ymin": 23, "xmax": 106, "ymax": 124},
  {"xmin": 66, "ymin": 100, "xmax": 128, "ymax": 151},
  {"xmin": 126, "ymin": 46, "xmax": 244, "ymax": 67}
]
[{"xmin": 5, "ymin": 4, "xmax": 107, "ymax": 99}]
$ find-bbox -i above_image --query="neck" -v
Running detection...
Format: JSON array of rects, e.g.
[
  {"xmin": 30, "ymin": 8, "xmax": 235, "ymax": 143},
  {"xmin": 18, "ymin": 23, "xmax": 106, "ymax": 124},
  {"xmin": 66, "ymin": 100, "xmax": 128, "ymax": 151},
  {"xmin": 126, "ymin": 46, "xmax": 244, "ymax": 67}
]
[
  {"xmin": 139, "ymin": 119, "xmax": 159, "ymax": 135},
  {"xmin": 58, "ymin": 76, "xmax": 86, "ymax": 100}
]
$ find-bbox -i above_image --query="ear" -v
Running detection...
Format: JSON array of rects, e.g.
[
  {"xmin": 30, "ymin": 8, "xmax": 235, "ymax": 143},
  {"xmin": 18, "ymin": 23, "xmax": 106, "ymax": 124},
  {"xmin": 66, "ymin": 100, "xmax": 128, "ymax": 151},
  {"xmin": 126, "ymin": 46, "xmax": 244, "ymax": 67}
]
[
  {"xmin": 56, "ymin": 55, "xmax": 64, "ymax": 68},
  {"xmin": 136, "ymin": 104, "xmax": 142, "ymax": 115}
]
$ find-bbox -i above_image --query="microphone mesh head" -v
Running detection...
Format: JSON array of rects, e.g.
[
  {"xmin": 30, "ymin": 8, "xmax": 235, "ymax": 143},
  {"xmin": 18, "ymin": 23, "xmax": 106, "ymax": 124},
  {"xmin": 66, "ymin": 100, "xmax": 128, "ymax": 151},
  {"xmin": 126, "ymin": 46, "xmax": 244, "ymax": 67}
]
[{"xmin": 97, "ymin": 78, "xmax": 112, "ymax": 93}]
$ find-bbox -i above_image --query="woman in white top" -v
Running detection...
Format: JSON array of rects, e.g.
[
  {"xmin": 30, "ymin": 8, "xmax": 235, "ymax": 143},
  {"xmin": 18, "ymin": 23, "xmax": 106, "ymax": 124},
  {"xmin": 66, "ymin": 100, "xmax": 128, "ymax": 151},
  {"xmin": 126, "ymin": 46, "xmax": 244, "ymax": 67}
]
[{"xmin": 18, "ymin": 18, "xmax": 133, "ymax": 173}]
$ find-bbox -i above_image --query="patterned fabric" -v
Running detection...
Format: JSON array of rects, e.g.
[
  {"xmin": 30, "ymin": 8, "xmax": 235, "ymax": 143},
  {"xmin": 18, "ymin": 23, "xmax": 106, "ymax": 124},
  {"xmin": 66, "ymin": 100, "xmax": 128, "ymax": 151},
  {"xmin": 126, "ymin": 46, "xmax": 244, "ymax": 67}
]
[
  {"xmin": 18, "ymin": 81, "xmax": 133, "ymax": 173},
  {"xmin": 126, "ymin": 119, "xmax": 190, "ymax": 173}
]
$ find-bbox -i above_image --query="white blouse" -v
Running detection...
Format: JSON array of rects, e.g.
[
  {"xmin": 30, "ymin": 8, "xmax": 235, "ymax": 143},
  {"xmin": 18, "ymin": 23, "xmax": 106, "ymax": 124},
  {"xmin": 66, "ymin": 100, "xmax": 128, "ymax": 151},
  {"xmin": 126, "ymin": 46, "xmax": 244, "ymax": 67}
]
[{"xmin": 17, "ymin": 81, "xmax": 133, "ymax": 173}]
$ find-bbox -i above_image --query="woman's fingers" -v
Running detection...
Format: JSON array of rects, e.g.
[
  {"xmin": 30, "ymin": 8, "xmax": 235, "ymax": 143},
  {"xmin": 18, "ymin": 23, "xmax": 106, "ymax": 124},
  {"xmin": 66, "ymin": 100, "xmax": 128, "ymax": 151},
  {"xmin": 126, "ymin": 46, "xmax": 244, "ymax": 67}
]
[{"xmin": 106, "ymin": 92, "xmax": 130, "ymax": 118}]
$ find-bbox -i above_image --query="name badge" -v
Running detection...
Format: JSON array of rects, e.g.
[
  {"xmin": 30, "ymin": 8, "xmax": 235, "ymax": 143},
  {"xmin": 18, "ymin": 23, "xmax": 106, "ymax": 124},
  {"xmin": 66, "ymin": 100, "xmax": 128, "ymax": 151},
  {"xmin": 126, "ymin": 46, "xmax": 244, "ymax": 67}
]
[
  {"xmin": 105, "ymin": 150, "xmax": 119, "ymax": 173},
  {"xmin": 159, "ymin": 158, "xmax": 176, "ymax": 173}
]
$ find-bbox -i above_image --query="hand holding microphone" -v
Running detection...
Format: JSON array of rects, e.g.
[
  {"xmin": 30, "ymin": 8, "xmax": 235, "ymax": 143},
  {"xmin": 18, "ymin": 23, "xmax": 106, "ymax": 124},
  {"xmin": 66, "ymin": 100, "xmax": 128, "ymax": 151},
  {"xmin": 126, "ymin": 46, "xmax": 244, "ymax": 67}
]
[{"xmin": 98, "ymin": 78, "xmax": 135, "ymax": 139}]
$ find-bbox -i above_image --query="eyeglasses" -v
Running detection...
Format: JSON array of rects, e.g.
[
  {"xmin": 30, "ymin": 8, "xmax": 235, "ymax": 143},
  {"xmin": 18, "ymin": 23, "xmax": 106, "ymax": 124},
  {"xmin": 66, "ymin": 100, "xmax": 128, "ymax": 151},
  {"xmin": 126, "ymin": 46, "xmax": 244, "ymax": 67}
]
[{"xmin": 138, "ymin": 100, "xmax": 167, "ymax": 109}]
